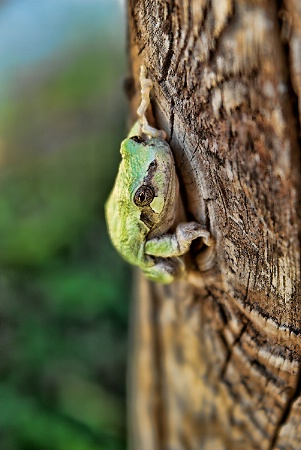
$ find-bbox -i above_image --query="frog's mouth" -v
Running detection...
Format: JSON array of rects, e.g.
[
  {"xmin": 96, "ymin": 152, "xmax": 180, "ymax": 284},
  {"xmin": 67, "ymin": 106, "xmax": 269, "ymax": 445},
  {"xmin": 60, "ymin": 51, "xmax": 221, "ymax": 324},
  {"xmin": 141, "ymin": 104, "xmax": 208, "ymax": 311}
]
[{"xmin": 140, "ymin": 207, "xmax": 158, "ymax": 228}]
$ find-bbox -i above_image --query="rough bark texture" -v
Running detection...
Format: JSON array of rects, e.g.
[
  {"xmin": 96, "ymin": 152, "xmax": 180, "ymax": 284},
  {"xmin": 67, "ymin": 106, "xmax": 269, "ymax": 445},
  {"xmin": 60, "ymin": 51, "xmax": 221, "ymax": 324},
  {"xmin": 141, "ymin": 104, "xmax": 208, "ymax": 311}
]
[{"xmin": 127, "ymin": 1, "xmax": 301, "ymax": 449}]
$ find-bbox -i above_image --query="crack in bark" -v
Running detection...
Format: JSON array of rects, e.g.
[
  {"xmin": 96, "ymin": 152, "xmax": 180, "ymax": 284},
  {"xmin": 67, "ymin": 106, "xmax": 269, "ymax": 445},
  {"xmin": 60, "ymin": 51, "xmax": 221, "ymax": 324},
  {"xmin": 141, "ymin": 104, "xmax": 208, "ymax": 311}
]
[
  {"xmin": 168, "ymin": 97, "xmax": 175, "ymax": 143},
  {"xmin": 220, "ymin": 322, "xmax": 247, "ymax": 379},
  {"xmin": 269, "ymin": 363, "xmax": 301, "ymax": 450},
  {"xmin": 232, "ymin": 287, "xmax": 301, "ymax": 337}
]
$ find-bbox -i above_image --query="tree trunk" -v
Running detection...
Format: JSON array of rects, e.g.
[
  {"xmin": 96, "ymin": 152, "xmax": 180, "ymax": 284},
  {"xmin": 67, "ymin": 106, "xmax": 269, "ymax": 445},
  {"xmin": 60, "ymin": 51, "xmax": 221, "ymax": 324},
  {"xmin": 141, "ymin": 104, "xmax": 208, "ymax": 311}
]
[{"xmin": 127, "ymin": 1, "xmax": 301, "ymax": 449}]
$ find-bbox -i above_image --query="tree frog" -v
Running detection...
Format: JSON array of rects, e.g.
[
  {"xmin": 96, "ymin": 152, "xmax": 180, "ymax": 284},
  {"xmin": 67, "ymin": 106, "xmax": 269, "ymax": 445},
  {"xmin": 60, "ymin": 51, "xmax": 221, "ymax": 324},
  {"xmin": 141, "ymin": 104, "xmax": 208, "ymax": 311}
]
[{"xmin": 105, "ymin": 66, "xmax": 212, "ymax": 283}]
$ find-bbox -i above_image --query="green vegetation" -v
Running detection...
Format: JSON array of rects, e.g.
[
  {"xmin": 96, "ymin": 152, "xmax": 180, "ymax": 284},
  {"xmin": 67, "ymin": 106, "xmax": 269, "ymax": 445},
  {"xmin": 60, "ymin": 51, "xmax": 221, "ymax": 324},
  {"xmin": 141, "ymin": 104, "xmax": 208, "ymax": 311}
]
[{"xmin": 0, "ymin": 21, "xmax": 129, "ymax": 450}]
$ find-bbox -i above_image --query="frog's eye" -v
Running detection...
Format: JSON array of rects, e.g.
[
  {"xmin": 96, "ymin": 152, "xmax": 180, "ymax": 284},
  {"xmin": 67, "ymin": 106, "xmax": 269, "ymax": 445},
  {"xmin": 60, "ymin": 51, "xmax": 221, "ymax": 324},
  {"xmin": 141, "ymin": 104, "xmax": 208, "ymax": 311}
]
[{"xmin": 134, "ymin": 185, "xmax": 155, "ymax": 207}]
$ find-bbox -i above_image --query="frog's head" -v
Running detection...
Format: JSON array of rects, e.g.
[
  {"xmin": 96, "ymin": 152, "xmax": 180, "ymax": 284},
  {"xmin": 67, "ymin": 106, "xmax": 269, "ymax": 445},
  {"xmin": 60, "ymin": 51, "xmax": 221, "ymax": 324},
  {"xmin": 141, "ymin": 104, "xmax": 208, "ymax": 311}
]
[{"xmin": 120, "ymin": 135, "xmax": 178, "ymax": 234}]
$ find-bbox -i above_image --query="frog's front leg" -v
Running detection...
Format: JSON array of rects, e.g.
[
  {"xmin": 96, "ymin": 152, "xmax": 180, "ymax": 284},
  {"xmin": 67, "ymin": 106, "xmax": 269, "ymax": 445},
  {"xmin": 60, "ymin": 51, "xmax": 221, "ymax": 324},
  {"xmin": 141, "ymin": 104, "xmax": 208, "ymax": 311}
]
[
  {"xmin": 143, "ymin": 222, "xmax": 212, "ymax": 283},
  {"xmin": 145, "ymin": 222, "xmax": 212, "ymax": 258}
]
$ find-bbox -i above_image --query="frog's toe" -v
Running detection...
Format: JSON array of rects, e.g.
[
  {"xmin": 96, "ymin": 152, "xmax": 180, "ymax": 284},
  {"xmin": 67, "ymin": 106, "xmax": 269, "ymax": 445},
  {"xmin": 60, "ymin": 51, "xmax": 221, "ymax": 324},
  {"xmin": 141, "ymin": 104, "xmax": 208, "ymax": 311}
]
[{"xmin": 143, "ymin": 257, "xmax": 184, "ymax": 283}]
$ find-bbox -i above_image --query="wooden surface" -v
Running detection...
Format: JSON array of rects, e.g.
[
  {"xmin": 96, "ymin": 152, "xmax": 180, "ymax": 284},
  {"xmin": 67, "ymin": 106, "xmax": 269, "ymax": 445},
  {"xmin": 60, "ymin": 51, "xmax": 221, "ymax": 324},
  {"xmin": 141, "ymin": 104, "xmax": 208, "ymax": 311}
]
[{"xmin": 127, "ymin": 1, "xmax": 301, "ymax": 449}]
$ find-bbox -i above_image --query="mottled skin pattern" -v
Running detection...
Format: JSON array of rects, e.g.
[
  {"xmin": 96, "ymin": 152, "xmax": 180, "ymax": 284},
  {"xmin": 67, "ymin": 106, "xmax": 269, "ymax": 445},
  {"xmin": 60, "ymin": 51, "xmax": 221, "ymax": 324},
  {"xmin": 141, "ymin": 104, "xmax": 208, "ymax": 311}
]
[
  {"xmin": 105, "ymin": 124, "xmax": 212, "ymax": 283},
  {"xmin": 105, "ymin": 67, "xmax": 212, "ymax": 283}
]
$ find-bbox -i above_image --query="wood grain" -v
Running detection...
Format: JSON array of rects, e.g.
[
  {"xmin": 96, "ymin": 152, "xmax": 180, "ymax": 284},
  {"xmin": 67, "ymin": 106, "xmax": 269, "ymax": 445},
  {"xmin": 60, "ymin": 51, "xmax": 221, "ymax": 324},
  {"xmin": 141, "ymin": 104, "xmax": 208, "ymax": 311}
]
[{"xmin": 128, "ymin": 1, "xmax": 301, "ymax": 448}]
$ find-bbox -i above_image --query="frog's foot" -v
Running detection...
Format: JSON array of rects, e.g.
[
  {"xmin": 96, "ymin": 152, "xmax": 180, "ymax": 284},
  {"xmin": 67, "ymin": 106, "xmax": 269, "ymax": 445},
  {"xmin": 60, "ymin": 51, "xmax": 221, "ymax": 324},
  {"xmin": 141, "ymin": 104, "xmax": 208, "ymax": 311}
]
[
  {"xmin": 137, "ymin": 65, "xmax": 167, "ymax": 140},
  {"xmin": 180, "ymin": 222, "xmax": 215, "ymax": 272},
  {"xmin": 175, "ymin": 222, "xmax": 213, "ymax": 254},
  {"xmin": 142, "ymin": 257, "xmax": 185, "ymax": 284},
  {"xmin": 141, "ymin": 121, "xmax": 166, "ymax": 140},
  {"xmin": 145, "ymin": 222, "xmax": 213, "ymax": 260}
]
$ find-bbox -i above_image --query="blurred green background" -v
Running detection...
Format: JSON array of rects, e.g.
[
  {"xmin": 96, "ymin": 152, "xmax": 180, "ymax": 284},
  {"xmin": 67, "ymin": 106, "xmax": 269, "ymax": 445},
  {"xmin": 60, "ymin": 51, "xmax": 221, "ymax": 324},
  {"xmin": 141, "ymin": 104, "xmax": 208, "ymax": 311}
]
[{"xmin": 0, "ymin": 1, "xmax": 130, "ymax": 449}]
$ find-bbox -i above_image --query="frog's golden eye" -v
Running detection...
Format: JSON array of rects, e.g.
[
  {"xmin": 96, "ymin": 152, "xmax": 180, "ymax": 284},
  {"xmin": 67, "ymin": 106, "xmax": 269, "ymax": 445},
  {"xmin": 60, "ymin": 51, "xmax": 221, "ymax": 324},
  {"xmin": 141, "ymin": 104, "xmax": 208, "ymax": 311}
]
[{"xmin": 134, "ymin": 185, "xmax": 155, "ymax": 207}]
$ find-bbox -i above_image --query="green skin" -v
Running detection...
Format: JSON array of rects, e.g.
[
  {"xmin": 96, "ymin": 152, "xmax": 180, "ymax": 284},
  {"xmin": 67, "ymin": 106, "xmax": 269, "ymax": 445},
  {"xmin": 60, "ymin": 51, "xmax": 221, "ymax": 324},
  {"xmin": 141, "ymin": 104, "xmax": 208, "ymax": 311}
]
[{"xmin": 105, "ymin": 123, "xmax": 211, "ymax": 283}]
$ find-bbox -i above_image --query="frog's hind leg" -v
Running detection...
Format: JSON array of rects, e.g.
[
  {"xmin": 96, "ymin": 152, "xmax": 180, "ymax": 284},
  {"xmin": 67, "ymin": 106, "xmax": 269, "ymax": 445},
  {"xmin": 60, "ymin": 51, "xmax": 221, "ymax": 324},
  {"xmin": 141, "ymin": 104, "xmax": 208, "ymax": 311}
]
[
  {"xmin": 137, "ymin": 65, "xmax": 166, "ymax": 140},
  {"xmin": 142, "ymin": 257, "xmax": 185, "ymax": 284}
]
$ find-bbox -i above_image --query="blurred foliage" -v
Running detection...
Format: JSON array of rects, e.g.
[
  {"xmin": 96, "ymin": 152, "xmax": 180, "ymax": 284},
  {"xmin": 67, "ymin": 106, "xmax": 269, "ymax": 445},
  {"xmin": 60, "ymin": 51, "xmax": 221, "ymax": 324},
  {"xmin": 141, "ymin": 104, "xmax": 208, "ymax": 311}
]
[
  {"xmin": 0, "ymin": 226, "xmax": 130, "ymax": 450},
  {"xmin": 0, "ymin": 2, "xmax": 130, "ymax": 449},
  {"xmin": 0, "ymin": 41, "xmax": 125, "ymax": 266}
]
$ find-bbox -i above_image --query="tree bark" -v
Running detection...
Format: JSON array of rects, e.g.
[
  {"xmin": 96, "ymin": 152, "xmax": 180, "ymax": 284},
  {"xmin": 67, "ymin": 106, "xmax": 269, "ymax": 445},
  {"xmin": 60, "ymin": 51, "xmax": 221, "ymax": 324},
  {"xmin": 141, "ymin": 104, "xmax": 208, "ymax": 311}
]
[{"xmin": 127, "ymin": 1, "xmax": 301, "ymax": 449}]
